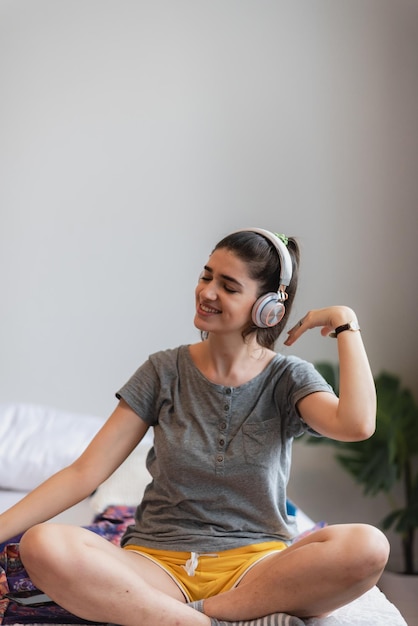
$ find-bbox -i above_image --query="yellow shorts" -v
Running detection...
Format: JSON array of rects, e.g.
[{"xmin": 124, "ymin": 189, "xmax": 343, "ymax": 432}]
[{"xmin": 124, "ymin": 541, "xmax": 287, "ymax": 601}]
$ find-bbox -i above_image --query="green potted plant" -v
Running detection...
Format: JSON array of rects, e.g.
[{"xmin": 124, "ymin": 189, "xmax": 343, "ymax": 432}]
[{"xmin": 308, "ymin": 363, "xmax": 418, "ymax": 576}]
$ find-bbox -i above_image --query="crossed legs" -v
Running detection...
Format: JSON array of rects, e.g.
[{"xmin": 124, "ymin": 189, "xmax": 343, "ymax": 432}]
[{"xmin": 19, "ymin": 522, "xmax": 389, "ymax": 625}]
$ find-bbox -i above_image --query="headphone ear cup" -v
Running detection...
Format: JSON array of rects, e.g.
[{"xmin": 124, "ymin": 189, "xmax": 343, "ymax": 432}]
[{"xmin": 252, "ymin": 293, "xmax": 286, "ymax": 328}]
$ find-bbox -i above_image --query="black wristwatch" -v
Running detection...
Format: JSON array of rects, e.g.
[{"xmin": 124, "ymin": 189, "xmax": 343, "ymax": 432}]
[{"xmin": 329, "ymin": 320, "xmax": 361, "ymax": 338}]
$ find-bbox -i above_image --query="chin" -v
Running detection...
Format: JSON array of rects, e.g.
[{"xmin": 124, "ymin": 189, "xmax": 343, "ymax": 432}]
[{"xmin": 193, "ymin": 314, "xmax": 206, "ymax": 331}]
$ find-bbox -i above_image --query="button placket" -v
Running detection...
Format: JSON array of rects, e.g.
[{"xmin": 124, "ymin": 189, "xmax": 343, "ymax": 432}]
[{"xmin": 215, "ymin": 387, "xmax": 232, "ymax": 474}]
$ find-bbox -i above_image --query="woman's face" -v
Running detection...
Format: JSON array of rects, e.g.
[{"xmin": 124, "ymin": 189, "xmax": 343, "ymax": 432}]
[{"xmin": 194, "ymin": 247, "xmax": 259, "ymax": 336}]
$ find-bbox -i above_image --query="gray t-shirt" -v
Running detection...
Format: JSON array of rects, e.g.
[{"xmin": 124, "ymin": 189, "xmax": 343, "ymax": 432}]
[{"xmin": 116, "ymin": 345, "xmax": 333, "ymax": 552}]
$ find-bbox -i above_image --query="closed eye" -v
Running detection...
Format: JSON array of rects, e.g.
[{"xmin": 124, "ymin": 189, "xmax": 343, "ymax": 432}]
[
  {"xmin": 199, "ymin": 274, "xmax": 238, "ymax": 293},
  {"xmin": 199, "ymin": 265, "xmax": 243, "ymax": 294}
]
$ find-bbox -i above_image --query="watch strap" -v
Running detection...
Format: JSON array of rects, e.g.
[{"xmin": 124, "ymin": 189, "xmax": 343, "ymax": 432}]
[{"xmin": 329, "ymin": 320, "xmax": 361, "ymax": 338}]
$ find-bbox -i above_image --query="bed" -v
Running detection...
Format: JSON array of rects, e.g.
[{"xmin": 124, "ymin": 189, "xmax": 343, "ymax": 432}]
[{"xmin": 0, "ymin": 403, "xmax": 407, "ymax": 626}]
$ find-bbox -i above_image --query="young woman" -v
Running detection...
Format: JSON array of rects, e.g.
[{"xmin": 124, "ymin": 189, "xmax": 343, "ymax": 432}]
[{"xmin": 0, "ymin": 228, "xmax": 389, "ymax": 626}]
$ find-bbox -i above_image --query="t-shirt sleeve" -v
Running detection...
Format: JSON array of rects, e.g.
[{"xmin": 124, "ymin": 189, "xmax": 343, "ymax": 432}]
[
  {"xmin": 277, "ymin": 357, "xmax": 335, "ymax": 438},
  {"xmin": 116, "ymin": 358, "xmax": 161, "ymax": 426}
]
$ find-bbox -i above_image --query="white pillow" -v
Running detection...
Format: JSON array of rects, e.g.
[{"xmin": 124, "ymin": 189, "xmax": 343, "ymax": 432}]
[
  {"xmin": 0, "ymin": 403, "xmax": 106, "ymax": 491},
  {"xmin": 90, "ymin": 430, "xmax": 153, "ymax": 513}
]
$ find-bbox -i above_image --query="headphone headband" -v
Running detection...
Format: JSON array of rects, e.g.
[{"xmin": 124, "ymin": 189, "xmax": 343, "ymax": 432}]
[{"xmin": 232, "ymin": 227, "xmax": 293, "ymax": 289}]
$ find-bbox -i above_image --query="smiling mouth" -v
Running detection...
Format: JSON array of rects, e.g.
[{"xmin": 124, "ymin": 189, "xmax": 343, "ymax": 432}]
[{"xmin": 200, "ymin": 303, "xmax": 221, "ymax": 314}]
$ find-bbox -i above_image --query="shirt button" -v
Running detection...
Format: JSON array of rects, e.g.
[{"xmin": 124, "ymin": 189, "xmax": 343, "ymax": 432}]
[
  {"xmin": 224, "ymin": 404, "xmax": 229, "ymax": 411},
  {"xmin": 217, "ymin": 455, "xmax": 224, "ymax": 462},
  {"xmin": 219, "ymin": 438, "xmax": 225, "ymax": 446},
  {"xmin": 220, "ymin": 422, "xmax": 227, "ymax": 430},
  {"xmin": 225, "ymin": 388, "xmax": 232, "ymax": 395}
]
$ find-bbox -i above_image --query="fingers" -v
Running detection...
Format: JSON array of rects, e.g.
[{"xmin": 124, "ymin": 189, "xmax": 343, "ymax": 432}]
[
  {"xmin": 288, "ymin": 315, "xmax": 307, "ymax": 334},
  {"xmin": 284, "ymin": 306, "xmax": 357, "ymax": 347},
  {"xmin": 284, "ymin": 315, "xmax": 308, "ymax": 346}
]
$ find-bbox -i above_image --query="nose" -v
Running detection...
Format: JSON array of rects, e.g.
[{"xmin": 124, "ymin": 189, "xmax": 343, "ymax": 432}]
[{"xmin": 198, "ymin": 279, "xmax": 218, "ymax": 300}]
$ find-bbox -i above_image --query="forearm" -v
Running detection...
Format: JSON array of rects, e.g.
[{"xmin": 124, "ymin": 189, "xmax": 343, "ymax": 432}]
[
  {"xmin": 0, "ymin": 465, "xmax": 96, "ymax": 544},
  {"xmin": 335, "ymin": 329, "xmax": 376, "ymax": 440}
]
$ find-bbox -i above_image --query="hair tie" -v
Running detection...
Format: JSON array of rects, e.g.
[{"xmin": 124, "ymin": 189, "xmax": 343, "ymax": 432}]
[{"xmin": 275, "ymin": 233, "xmax": 289, "ymax": 247}]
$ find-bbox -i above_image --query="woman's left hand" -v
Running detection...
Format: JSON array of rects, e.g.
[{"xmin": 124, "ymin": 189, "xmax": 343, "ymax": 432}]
[{"xmin": 284, "ymin": 305, "xmax": 358, "ymax": 346}]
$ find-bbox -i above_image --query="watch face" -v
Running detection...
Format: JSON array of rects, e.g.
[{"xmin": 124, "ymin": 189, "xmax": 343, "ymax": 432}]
[{"xmin": 349, "ymin": 321, "xmax": 361, "ymax": 331}]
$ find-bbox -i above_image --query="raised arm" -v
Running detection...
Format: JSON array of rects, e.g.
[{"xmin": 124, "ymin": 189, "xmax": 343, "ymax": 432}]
[
  {"xmin": 284, "ymin": 305, "xmax": 376, "ymax": 441},
  {"xmin": 0, "ymin": 400, "xmax": 148, "ymax": 544}
]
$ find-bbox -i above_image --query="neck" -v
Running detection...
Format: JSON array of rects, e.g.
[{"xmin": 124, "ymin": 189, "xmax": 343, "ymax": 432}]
[{"xmin": 190, "ymin": 335, "xmax": 274, "ymax": 387}]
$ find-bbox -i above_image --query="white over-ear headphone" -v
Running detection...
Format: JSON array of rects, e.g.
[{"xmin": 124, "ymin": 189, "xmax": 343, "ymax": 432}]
[{"xmin": 233, "ymin": 228, "xmax": 293, "ymax": 328}]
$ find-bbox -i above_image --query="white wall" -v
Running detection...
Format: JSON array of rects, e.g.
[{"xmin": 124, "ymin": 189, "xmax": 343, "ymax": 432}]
[{"xmin": 1, "ymin": 0, "xmax": 418, "ymax": 570}]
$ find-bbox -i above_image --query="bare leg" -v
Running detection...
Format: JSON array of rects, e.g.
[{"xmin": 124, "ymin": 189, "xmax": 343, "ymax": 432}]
[
  {"xmin": 203, "ymin": 524, "xmax": 389, "ymax": 621},
  {"xmin": 19, "ymin": 523, "xmax": 210, "ymax": 626}
]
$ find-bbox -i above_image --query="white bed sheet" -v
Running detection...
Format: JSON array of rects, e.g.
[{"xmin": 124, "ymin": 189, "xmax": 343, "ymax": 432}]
[{"xmin": 305, "ymin": 586, "xmax": 406, "ymax": 625}]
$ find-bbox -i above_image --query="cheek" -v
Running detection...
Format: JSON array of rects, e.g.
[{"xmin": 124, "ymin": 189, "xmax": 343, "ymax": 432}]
[
  {"xmin": 195, "ymin": 284, "xmax": 204, "ymax": 303},
  {"xmin": 234, "ymin": 298, "xmax": 255, "ymax": 320}
]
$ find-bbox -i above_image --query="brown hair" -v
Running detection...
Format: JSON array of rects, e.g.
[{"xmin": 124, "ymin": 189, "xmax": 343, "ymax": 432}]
[{"xmin": 212, "ymin": 230, "xmax": 300, "ymax": 349}]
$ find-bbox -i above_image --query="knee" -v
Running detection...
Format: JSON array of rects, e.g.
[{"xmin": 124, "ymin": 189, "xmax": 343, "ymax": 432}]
[
  {"xmin": 20, "ymin": 524, "xmax": 49, "ymax": 561},
  {"xmin": 19, "ymin": 522, "xmax": 75, "ymax": 589},
  {"xmin": 345, "ymin": 524, "xmax": 390, "ymax": 582},
  {"xmin": 19, "ymin": 523, "xmax": 64, "ymax": 583}
]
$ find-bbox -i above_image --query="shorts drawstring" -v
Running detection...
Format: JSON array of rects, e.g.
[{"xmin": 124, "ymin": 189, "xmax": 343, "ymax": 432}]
[{"xmin": 182, "ymin": 551, "xmax": 218, "ymax": 576}]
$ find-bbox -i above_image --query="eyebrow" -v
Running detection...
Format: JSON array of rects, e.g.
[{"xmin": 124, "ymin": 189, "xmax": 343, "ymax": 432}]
[{"xmin": 203, "ymin": 265, "xmax": 244, "ymax": 287}]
